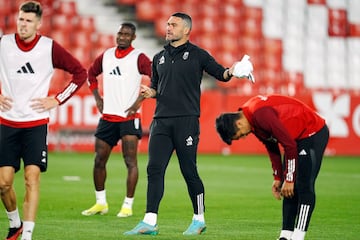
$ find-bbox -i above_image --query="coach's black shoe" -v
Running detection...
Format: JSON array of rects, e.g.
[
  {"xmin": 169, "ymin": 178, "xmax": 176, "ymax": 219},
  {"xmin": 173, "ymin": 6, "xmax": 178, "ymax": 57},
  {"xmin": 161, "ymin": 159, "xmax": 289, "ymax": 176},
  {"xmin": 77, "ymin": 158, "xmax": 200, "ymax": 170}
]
[{"xmin": 6, "ymin": 222, "xmax": 23, "ymax": 240}]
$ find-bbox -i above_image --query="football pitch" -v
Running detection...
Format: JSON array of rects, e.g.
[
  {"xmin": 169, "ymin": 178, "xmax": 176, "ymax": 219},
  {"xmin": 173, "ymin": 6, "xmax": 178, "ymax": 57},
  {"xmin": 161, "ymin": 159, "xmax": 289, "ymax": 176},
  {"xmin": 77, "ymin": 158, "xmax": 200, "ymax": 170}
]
[{"xmin": 1, "ymin": 152, "xmax": 359, "ymax": 239}]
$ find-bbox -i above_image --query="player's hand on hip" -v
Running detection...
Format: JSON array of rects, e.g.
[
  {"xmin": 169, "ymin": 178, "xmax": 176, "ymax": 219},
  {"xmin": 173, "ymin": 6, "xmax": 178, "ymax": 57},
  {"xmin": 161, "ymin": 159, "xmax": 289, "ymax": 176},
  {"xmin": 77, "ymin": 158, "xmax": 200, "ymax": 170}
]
[
  {"xmin": 0, "ymin": 95, "xmax": 13, "ymax": 111},
  {"xmin": 30, "ymin": 97, "xmax": 59, "ymax": 113},
  {"xmin": 140, "ymin": 85, "xmax": 156, "ymax": 98}
]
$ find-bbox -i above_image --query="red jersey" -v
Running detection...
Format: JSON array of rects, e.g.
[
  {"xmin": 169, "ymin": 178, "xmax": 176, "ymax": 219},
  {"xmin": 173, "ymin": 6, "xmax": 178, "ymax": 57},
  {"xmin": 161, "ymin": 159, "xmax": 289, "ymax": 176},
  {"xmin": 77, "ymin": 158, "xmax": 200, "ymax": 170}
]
[{"xmin": 240, "ymin": 95, "xmax": 326, "ymax": 182}]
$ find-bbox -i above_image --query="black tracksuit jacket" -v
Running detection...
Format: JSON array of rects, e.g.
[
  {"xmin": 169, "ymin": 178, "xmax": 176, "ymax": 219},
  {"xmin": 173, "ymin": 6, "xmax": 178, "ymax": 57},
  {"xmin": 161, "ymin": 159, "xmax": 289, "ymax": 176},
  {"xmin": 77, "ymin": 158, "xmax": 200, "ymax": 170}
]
[{"xmin": 151, "ymin": 41, "xmax": 230, "ymax": 118}]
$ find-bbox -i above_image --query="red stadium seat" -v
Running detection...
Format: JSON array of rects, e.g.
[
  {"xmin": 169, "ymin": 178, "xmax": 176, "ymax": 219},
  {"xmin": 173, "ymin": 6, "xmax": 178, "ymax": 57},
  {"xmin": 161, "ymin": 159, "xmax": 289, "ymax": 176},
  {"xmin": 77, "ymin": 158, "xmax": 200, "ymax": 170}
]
[
  {"xmin": 70, "ymin": 31, "xmax": 96, "ymax": 49},
  {"xmin": 242, "ymin": 16, "xmax": 263, "ymax": 38},
  {"xmin": 161, "ymin": 0, "xmax": 181, "ymax": 15},
  {"xmin": 73, "ymin": 16, "xmax": 96, "ymax": 34},
  {"xmin": 328, "ymin": 8, "xmax": 348, "ymax": 37},
  {"xmin": 51, "ymin": 14, "xmax": 75, "ymax": 32},
  {"xmin": 263, "ymin": 52, "xmax": 283, "ymax": 72},
  {"xmin": 198, "ymin": 2, "xmax": 220, "ymax": 19},
  {"xmin": 180, "ymin": 1, "xmax": 200, "ymax": 16},
  {"xmin": 239, "ymin": 36, "xmax": 262, "ymax": 56},
  {"xmin": 221, "ymin": 17, "xmax": 243, "ymax": 35},
  {"xmin": 94, "ymin": 33, "xmax": 115, "ymax": 49},
  {"xmin": 348, "ymin": 23, "xmax": 360, "ymax": 37},
  {"xmin": 91, "ymin": 46, "xmax": 105, "ymax": 61},
  {"xmin": 263, "ymin": 38, "xmax": 282, "ymax": 54},
  {"xmin": 196, "ymin": 17, "xmax": 220, "ymax": 35},
  {"xmin": 192, "ymin": 34, "xmax": 220, "ymax": 56},
  {"xmin": 0, "ymin": 0, "xmax": 12, "ymax": 16},
  {"xmin": 53, "ymin": 1, "xmax": 77, "ymax": 17},
  {"xmin": 38, "ymin": 15, "xmax": 52, "ymax": 36},
  {"xmin": 243, "ymin": 7, "xmax": 262, "ymax": 22},
  {"xmin": 307, "ymin": 0, "xmax": 326, "ymax": 4},
  {"xmin": 136, "ymin": 0, "xmax": 159, "ymax": 22},
  {"xmin": 221, "ymin": 2, "xmax": 244, "ymax": 19},
  {"xmin": 50, "ymin": 69, "xmax": 67, "ymax": 94},
  {"xmin": 5, "ymin": 12, "xmax": 17, "ymax": 30},
  {"xmin": 220, "ymin": 34, "xmax": 241, "ymax": 52},
  {"xmin": 262, "ymin": 38, "xmax": 283, "ymax": 71},
  {"xmin": 70, "ymin": 46, "xmax": 93, "ymax": 69},
  {"xmin": 154, "ymin": 15, "xmax": 168, "ymax": 38},
  {"xmin": 50, "ymin": 29, "xmax": 72, "ymax": 50}
]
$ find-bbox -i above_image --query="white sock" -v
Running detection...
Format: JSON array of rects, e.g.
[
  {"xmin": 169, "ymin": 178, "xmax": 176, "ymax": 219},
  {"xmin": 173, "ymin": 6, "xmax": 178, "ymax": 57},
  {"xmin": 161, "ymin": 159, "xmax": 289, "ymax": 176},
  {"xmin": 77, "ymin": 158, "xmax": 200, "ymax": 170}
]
[
  {"xmin": 193, "ymin": 213, "xmax": 205, "ymax": 223},
  {"xmin": 95, "ymin": 190, "xmax": 107, "ymax": 205},
  {"xmin": 143, "ymin": 212, "xmax": 157, "ymax": 226},
  {"xmin": 122, "ymin": 197, "xmax": 134, "ymax": 209},
  {"xmin": 21, "ymin": 221, "xmax": 35, "ymax": 240},
  {"xmin": 6, "ymin": 208, "xmax": 21, "ymax": 228},
  {"xmin": 291, "ymin": 228, "xmax": 306, "ymax": 240},
  {"xmin": 279, "ymin": 230, "xmax": 293, "ymax": 239}
]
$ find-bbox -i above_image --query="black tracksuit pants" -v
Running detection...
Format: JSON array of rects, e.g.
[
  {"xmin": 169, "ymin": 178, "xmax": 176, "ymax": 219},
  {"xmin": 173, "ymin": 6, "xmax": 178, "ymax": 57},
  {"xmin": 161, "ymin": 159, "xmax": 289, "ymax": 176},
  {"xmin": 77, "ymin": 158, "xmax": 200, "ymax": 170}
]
[
  {"xmin": 282, "ymin": 125, "xmax": 329, "ymax": 232},
  {"xmin": 145, "ymin": 116, "xmax": 205, "ymax": 215}
]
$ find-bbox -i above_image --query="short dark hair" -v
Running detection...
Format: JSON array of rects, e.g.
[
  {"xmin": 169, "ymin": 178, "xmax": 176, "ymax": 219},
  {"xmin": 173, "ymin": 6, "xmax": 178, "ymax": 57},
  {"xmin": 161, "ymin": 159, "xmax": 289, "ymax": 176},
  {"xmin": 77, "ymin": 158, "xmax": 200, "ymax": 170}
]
[
  {"xmin": 172, "ymin": 12, "xmax": 192, "ymax": 30},
  {"xmin": 215, "ymin": 113, "xmax": 240, "ymax": 145},
  {"xmin": 120, "ymin": 22, "xmax": 136, "ymax": 34},
  {"xmin": 20, "ymin": 1, "xmax": 42, "ymax": 18}
]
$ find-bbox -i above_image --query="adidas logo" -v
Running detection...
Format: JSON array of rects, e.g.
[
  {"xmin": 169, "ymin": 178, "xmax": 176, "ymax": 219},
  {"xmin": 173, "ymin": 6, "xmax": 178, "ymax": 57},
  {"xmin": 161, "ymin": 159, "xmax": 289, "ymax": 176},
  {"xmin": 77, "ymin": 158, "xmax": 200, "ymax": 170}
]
[
  {"xmin": 299, "ymin": 149, "xmax": 307, "ymax": 156},
  {"xmin": 17, "ymin": 62, "xmax": 34, "ymax": 74},
  {"xmin": 110, "ymin": 66, "xmax": 121, "ymax": 75}
]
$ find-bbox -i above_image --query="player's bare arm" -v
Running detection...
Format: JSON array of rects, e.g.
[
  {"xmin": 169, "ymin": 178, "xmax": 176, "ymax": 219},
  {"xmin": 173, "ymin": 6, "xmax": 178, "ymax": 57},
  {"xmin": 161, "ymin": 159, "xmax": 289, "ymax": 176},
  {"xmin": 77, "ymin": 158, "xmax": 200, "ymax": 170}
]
[
  {"xmin": 140, "ymin": 84, "xmax": 156, "ymax": 98},
  {"xmin": 30, "ymin": 97, "xmax": 59, "ymax": 113},
  {"xmin": 0, "ymin": 94, "xmax": 13, "ymax": 111},
  {"xmin": 126, "ymin": 94, "xmax": 145, "ymax": 117},
  {"xmin": 91, "ymin": 89, "xmax": 103, "ymax": 113}
]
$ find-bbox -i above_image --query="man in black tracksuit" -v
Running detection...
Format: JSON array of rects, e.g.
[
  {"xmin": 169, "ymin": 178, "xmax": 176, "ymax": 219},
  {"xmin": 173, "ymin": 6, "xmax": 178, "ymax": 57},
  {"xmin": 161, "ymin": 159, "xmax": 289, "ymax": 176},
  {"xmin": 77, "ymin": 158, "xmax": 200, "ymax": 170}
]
[{"xmin": 124, "ymin": 12, "xmax": 249, "ymax": 236}]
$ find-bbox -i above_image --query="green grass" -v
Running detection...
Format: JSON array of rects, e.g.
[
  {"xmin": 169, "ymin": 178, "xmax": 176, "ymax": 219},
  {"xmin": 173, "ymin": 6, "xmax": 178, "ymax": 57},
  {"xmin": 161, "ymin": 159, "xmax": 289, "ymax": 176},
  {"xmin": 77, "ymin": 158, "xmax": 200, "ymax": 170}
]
[{"xmin": 1, "ymin": 152, "xmax": 359, "ymax": 239}]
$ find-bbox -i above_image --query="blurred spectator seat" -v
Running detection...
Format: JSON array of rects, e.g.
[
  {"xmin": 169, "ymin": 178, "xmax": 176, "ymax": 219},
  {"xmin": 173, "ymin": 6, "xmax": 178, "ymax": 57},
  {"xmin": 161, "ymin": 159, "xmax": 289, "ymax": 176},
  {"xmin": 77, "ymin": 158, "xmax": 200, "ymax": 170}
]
[
  {"xmin": 307, "ymin": 0, "xmax": 326, "ymax": 4},
  {"xmin": 73, "ymin": 16, "xmax": 96, "ymax": 34},
  {"xmin": 348, "ymin": 23, "xmax": 360, "ymax": 37},
  {"xmin": 136, "ymin": 0, "xmax": 158, "ymax": 22},
  {"xmin": 328, "ymin": 9, "xmax": 348, "ymax": 37},
  {"xmin": 0, "ymin": 0, "xmax": 12, "ymax": 16},
  {"xmin": 53, "ymin": 0, "xmax": 77, "ymax": 17},
  {"xmin": 50, "ymin": 29, "xmax": 72, "ymax": 50},
  {"xmin": 51, "ymin": 14, "xmax": 75, "ymax": 33}
]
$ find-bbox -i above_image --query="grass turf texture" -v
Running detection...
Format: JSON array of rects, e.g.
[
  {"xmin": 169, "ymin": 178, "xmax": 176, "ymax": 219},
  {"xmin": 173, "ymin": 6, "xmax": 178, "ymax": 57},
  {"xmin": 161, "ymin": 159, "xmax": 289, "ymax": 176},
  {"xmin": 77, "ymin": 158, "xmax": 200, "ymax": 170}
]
[{"xmin": 1, "ymin": 152, "xmax": 359, "ymax": 239}]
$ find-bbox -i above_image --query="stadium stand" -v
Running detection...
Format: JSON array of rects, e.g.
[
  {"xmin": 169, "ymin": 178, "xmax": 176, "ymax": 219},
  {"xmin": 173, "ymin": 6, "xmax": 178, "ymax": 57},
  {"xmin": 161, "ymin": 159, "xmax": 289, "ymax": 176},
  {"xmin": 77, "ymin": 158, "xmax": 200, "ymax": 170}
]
[
  {"xmin": 111, "ymin": 0, "xmax": 360, "ymax": 96},
  {"xmin": 0, "ymin": 0, "xmax": 359, "ymax": 96}
]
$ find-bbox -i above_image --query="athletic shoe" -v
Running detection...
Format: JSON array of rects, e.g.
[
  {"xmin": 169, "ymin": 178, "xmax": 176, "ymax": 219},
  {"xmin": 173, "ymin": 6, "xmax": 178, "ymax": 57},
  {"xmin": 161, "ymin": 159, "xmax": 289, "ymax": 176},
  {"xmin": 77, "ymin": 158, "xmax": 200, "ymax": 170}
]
[
  {"xmin": 6, "ymin": 222, "xmax": 23, "ymax": 240},
  {"xmin": 183, "ymin": 220, "xmax": 206, "ymax": 235},
  {"xmin": 278, "ymin": 238, "xmax": 288, "ymax": 240},
  {"xmin": 117, "ymin": 207, "xmax": 132, "ymax": 217},
  {"xmin": 81, "ymin": 203, "xmax": 108, "ymax": 216},
  {"xmin": 123, "ymin": 221, "xmax": 158, "ymax": 235}
]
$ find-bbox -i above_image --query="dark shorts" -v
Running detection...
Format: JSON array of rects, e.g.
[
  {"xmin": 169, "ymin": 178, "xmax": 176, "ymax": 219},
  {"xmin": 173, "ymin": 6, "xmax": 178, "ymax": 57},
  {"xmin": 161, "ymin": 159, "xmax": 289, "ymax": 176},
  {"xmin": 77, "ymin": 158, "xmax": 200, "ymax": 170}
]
[
  {"xmin": 0, "ymin": 124, "xmax": 48, "ymax": 172},
  {"xmin": 95, "ymin": 118, "xmax": 142, "ymax": 147}
]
